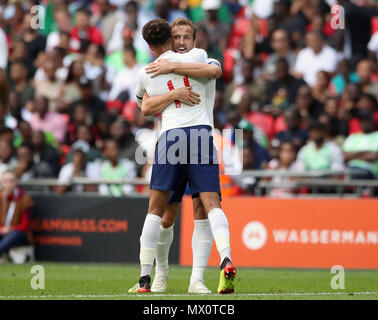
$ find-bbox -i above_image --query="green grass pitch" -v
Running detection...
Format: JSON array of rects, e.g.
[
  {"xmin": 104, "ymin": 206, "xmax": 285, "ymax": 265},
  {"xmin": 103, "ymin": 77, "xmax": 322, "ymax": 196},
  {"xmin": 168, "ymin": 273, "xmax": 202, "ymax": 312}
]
[{"xmin": 0, "ymin": 263, "xmax": 377, "ymax": 300}]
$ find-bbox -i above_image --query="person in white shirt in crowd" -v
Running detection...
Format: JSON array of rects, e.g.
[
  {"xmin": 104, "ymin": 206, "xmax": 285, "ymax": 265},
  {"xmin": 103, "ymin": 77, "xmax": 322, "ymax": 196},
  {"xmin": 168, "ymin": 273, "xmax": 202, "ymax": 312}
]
[
  {"xmin": 56, "ymin": 140, "xmax": 98, "ymax": 194},
  {"xmin": 108, "ymin": 45, "xmax": 143, "ymax": 102},
  {"xmin": 0, "ymin": 27, "xmax": 8, "ymax": 70},
  {"xmin": 294, "ymin": 31, "xmax": 338, "ymax": 87},
  {"xmin": 45, "ymin": 5, "xmax": 73, "ymax": 52},
  {"xmin": 107, "ymin": 1, "xmax": 151, "ymax": 56},
  {"xmin": 0, "ymin": 139, "xmax": 17, "ymax": 178}
]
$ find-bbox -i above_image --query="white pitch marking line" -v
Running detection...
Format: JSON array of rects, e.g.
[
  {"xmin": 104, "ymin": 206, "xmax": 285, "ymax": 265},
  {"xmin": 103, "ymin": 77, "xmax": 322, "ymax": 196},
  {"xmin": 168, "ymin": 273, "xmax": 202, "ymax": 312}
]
[{"xmin": 0, "ymin": 292, "xmax": 377, "ymax": 299}]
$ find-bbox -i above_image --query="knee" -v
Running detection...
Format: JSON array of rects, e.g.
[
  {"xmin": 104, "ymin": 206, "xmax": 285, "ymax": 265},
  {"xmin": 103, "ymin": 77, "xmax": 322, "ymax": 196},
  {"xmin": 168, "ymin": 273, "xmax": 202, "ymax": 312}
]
[
  {"xmin": 193, "ymin": 202, "xmax": 207, "ymax": 220},
  {"xmin": 199, "ymin": 193, "xmax": 221, "ymax": 213},
  {"xmin": 161, "ymin": 214, "xmax": 175, "ymax": 228}
]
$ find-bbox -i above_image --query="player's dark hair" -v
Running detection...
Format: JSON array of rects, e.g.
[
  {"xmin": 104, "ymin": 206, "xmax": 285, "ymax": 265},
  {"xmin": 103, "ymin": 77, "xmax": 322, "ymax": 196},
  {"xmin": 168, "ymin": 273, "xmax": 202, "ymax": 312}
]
[{"xmin": 142, "ymin": 19, "xmax": 171, "ymax": 46}]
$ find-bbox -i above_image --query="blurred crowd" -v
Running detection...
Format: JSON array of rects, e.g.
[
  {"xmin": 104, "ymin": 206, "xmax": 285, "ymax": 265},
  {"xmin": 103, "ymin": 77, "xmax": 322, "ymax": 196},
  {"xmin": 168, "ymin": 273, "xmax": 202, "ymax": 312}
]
[{"xmin": 0, "ymin": 0, "xmax": 377, "ymax": 197}]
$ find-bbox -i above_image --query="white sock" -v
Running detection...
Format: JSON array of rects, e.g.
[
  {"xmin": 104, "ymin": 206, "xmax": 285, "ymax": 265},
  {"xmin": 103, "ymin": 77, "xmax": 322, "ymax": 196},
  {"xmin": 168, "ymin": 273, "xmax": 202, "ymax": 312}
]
[
  {"xmin": 139, "ymin": 214, "xmax": 162, "ymax": 277},
  {"xmin": 207, "ymin": 208, "xmax": 232, "ymax": 265},
  {"xmin": 155, "ymin": 224, "xmax": 174, "ymax": 275},
  {"xmin": 190, "ymin": 219, "xmax": 213, "ymax": 285}
]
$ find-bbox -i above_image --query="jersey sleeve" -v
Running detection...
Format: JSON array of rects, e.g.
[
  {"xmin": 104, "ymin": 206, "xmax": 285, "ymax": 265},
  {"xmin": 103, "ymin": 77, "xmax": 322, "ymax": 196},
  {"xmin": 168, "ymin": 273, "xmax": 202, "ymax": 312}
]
[
  {"xmin": 135, "ymin": 68, "xmax": 146, "ymax": 108},
  {"xmin": 207, "ymin": 58, "xmax": 221, "ymax": 68}
]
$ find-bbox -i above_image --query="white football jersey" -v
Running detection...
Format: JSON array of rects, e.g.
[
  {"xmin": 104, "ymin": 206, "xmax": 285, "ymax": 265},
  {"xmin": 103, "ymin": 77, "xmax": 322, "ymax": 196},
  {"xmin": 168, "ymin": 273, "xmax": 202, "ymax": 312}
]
[
  {"xmin": 205, "ymin": 58, "xmax": 221, "ymax": 131},
  {"xmin": 135, "ymin": 48, "xmax": 212, "ymax": 135}
]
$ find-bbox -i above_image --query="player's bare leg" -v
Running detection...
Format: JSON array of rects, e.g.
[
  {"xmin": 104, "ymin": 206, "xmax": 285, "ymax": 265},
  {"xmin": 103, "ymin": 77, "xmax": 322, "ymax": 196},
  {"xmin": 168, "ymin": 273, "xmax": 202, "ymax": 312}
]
[
  {"xmin": 199, "ymin": 192, "xmax": 236, "ymax": 294},
  {"xmin": 128, "ymin": 189, "xmax": 170, "ymax": 293},
  {"xmin": 151, "ymin": 202, "xmax": 179, "ymax": 292}
]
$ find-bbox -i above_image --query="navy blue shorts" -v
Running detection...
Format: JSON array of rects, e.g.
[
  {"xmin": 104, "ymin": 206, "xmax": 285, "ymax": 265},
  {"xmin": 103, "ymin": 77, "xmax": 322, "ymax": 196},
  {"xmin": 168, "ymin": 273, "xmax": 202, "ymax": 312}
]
[
  {"xmin": 168, "ymin": 179, "xmax": 222, "ymax": 204},
  {"xmin": 150, "ymin": 125, "xmax": 221, "ymax": 201}
]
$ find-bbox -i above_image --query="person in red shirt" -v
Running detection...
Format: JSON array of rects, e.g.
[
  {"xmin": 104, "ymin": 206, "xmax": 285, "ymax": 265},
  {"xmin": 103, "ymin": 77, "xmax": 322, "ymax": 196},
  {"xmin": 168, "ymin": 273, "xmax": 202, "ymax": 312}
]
[
  {"xmin": 70, "ymin": 8, "xmax": 104, "ymax": 52},
  {"xmin": 0, "ymin": 170, "xmax": 34, "ymax": 257}
]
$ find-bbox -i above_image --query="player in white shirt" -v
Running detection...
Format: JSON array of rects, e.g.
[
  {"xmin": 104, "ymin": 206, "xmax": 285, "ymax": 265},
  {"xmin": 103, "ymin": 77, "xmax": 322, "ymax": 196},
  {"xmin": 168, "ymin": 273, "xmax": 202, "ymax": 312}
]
[
  {"xmin": 142, "ymin": 27, "xmax": 221, "ymax": 293},
  {"xmin": 129, "ymin": 18, "xmax": 236, "ymax": 295}
]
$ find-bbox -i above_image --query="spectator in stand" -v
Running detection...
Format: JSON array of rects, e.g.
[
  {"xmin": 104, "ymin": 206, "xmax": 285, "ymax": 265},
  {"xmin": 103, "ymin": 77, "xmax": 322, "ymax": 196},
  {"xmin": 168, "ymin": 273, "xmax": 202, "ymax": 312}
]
[
  {"xmin": 29, "ymin": 95, "xmax": 67, "ymax": 144},
  {"xmin": 5, "ymin": 91, "xmax": 25, "ymax": 130},
  {"xmin": 106, "ymin": 24, "xmax": 150, "ymax": 75},
  {"xmin": 153, "ymin": 0, "xmax": 188, "ymax": 24},
  {"xmin": 341, "ymin": 0, "xmax": 378, "ymax": 63},
  {"xmin": 236, "ymin": 119, "xmax": 270, "ymax": 170},
  {"xmin": 70, "ymin": 8, "xmax": 104, "ymax": 52},
  {"xmin": 0, "ymin": 139, "xmax": 17, "ymax": 177},
  {"xmin": 236, "ymin": 91, "xmax": 273, "ymax": 142},
  {"xmin": 330, "ymin": 59, "xmax": 359, "ymax": 96},
  {"xmin": 266, "ymin": 58, "xmax": 306, "ymax": 113},
  {"xmin": 14, "ymin": 121, "xmax": 33, "ymax": 148},
  {"xmin": 31, "ymin": 130, "xmax": 61, "ymax": 177},
  {"xmin": 294, "ymin": 84, "xmax": 324, "ymax": 123},
  {"xmin": 106, "ymin": 1, "xmax": 150, "ymax": 58},
  {"xmin": 65, "ymin": 124, "xmax": 102, "ymax": 164},
  {"xmin": 109, "ymin": 118, "xmax": 139, "ymax": 163},
  {"xmin": 56, "ymin": 140, "xmax": 99, "ymax": 194},
  {"xmin": 275, "ymin": 108, "xmax": 308, "ymax": 150},
  {"xmin": 34, "ymin": 59, "xmax": 64, "ymax": 111},
  {"xmin": 262, "ymin": 29, "xmax": 297, "ymax": 81},
  {"xmin": 0, "ymin": 170, "xmax": 34, "ymax": 259},
  {"xmin": 199, "ymin": 0, "xmax": 230, "ymax": 51},
  {"xmin": 68, "ymin": 77, "xmax": 106, "ymax": 124},
  {"xmin": 9, "ymin": 61, "xmax": 34, "ymax": 108},
  {"xmin": 368, "ymin": 30, "xmax": 378, "ymax": 61},
  {"xmin": 195, "ymin": 25, "xmax": 223, "ymax": 65},
  {"xmin": 349, "ymin": 93, "xmax": 378, "ymax": 134},
  {"xmin": 225, "ymin": 59, "xmax": 266, "ymax": 110},
  {"xmin": 323, "ymin": 96, "xmax": 349, "ymax": 139},
  {"xmin": 311, "ymin": 70, "xmax": 332, "ymax": 104},
  {"xmin": 267, "ymin": 141, "xmax": 304, "ymax": 198},
  {"xmin": 89, "ymin": 138, "xmax": 137, "ymax": 196},
  {"xmin": 108, "ymin": 45, "xmax": 143, "ymax": 103},
  {"xmin": 45, "ymin": 5, "xmax": 72, "ymax": 52},
  {"xmin": 8, "ymin": 41, "xmax": 35, "ymax": 78},
  {"xmin": 19, "ymin": 12, "xmax": 46, "ymax": 62},
  {"xmin": 355, "ymin": 59, "xmax": 378, "ymax": 101},
  {"xmin": 83, "ymin": 43, "xmax": 107, "ymax": 81},
  {"xmin": 296, "ymin": 122, "xmax": 344, "ymax": 172},
  {"xmin": 34, "ymin": 46, "xmax": 68, "ymax": 83},
  {"xmin": 91, "ymin": 0, "xmax": 121, "ymax": 48},
  {"xmin": 58, "ymin": 60, "xmax": 85, "ymax": 113},
  {"xmin": 293, "ymin": 31, "xmax": 338, "ymax": 87},
  {"xmin": 343, "ymin": 111, "xmax": 378, "ymax": 180},
  {"xmin": 0, "ymin": 27, "xmax": 7, "ymax": 69},
  {"xmin": 15, "ymin": 143, "xmax": 52, "ymax": 181}
]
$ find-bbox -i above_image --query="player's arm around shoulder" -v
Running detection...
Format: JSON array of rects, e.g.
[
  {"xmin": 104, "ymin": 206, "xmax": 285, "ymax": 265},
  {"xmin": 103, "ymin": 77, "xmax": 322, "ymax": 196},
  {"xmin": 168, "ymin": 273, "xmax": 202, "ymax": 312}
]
[
  {"xmin": 145, "ymin": 56, "xmax": 222, "ymax": 80},
  {"xmin": 141, "ymin": 87, "xmax": 201, "ymax": 116}
]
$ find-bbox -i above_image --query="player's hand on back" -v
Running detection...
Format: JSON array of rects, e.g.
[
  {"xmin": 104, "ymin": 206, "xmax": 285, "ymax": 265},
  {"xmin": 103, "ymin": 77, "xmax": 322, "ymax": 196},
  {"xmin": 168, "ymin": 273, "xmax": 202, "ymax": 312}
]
[
  {"xmin": 172, "ymin": 86, "xmax": 200, "ymax": 106},
  {"xmin": 146, "ymin": 59, "xmax": 173, "ymax": 78}
]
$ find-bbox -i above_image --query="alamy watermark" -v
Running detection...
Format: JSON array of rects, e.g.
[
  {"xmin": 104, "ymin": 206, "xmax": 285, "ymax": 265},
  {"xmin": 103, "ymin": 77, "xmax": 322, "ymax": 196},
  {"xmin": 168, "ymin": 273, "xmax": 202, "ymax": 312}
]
[
  {"xmin": 30, "ymin": 265, "xmax": 45, "ymax": 290},
  {"xmin": 134, "ymin": 128, "xmax": 243, "ymax": 175},
  {"xmin": 30, "ymin": 5, "xmax": 45, "ymax": 30},
  {"xmin": 330, "ymin": 5, "xmax": 345, "ymax": 30},
  {"xmin": 330, "ymin": 265, "xmax": 345, "ymax": 289}
]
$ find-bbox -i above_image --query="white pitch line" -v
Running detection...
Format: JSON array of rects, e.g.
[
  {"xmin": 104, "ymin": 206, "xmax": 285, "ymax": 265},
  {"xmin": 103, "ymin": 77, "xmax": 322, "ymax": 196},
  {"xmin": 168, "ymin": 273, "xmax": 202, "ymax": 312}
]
[{"xmin": 0, "ymin": 292, "xmax": 377, "ymax": 299}]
